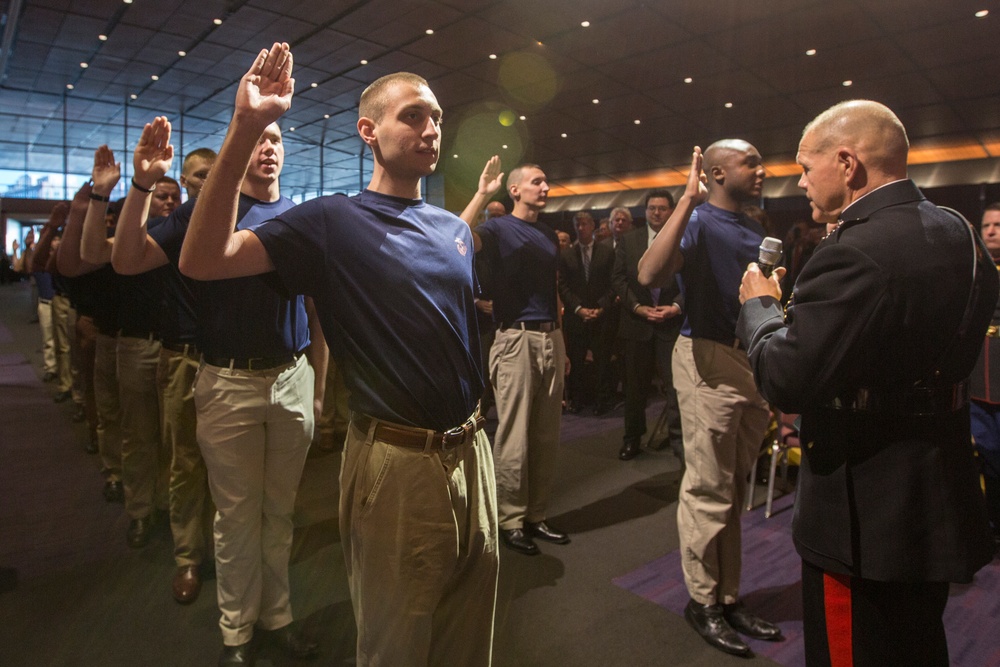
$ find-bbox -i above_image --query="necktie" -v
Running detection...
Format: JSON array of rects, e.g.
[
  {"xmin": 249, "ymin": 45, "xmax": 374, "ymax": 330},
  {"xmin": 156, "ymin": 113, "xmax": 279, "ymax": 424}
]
[{"xmin": 583, "ymin": 245, "xmax": 591, "ymax": 282}]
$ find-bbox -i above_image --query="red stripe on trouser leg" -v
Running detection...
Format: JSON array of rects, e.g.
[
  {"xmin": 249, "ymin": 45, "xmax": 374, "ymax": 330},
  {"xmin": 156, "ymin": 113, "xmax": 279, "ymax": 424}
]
[{"xmin": 823, "ymin": 572, "xmax": 853, "ymax": 667}]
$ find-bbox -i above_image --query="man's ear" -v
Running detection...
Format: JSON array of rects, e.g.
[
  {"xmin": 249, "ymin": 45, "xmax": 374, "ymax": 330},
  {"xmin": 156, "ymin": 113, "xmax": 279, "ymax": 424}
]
[
  {"xmin": 838, "ymin": 147, "xmax": 863, "ymax": 187},
  {"xmin": 709, "ymin": 164, "xmax": 725, "ymax": 186},
  {"xmin": 357, "ymin": 117, "xmax": 377, "ymax": 147}
]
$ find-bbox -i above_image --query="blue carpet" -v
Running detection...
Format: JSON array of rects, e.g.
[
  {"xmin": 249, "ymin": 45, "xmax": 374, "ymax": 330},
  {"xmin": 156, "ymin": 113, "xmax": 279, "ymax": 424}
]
[{"xmin": 613, "ymin": 493, "xmax": 1000, "ymax": 666}]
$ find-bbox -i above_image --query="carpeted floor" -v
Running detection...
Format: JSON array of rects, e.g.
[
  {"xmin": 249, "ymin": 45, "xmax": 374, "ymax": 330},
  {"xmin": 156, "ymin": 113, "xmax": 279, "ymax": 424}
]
[{"xmin": 614, "ymin": 475, "xmax": 1000, "ymax": 666}]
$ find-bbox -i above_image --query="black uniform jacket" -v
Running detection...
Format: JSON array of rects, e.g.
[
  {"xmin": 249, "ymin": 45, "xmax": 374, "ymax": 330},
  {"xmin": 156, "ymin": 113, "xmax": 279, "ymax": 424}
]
[
  {"xmin": 612, "ymin": 227, "xmax": 684, "ymax": 342},
  {"xmin": 736, "ymin": 179, "xmax": 997, "ymax": 583}
]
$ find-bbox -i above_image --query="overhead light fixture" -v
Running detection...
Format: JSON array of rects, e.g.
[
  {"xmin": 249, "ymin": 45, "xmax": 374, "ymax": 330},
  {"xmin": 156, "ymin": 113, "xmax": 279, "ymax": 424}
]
[
  {"xmin": 592, "ymin": 99, "xmax": 599, "ymax": 104},
  {"xmin": 561, "ymin": 133, "xmax": 568, "ymax": 138},
  {"xmin": 425, "ymin": 28, "xmax": 434, "ymax": 35},
  {"xmin": 453, "ymin": 154, "xmax": 459, "ymax": 158},
  {"xmin": 123, "ymin": 0, "xmax": 133, "ymax": 4},
  {"xmin": 98, "ymin": 34, "xmax": 107, "ymax": 41},
  {"xmin": 684, "ymin": 77, "xmax": 693, "ymax": 84},
  {"xmin": 724, "ymin": 102, "xmax": 733, "ymax": 108},
  {"xmin": 975, "ymin": 9, "xmax": 989, "ymax": 18},
  {"xmin": 213, "ymin": 18, "xmax": 222, "ymax": 25},
  {"xmin": 489, "ymin": 54, "xmax": 497, "ymax": 60},
  {"xmin": 178, "ymin": 51, "xmax": 186, "ymax": 57},
  {"xmin": 289, "ymin": 127, "xmax": 295, "ymax": 132},
  {"xmin": 310, "ymin": 82, "xmax": 318, "ymax": 88},
  {"xmin": 842, "ymin": 80, "xmax": 853, "ymax": 86},
  {"xmin": 151, "ymin": 75, "xmax": 159, "ymax": 81},
  {"xmin": 324, "ymin": 114, "xmax": 330, "ymax": 119},
  {"xmin": 66, "ymin": 84, "xmax": 74, "ymax": 90},
  {"xmin": 80, "ymin": 62, "xmax": 89, "ymax": 68},
  {"xmin": 502, "ymin": 144, "xmax": 508, "ymax": 149},
  {"xmin": 634, "ymin": 119, "xmax": 641, "ymax": 125},
  {"xmin": 806, "ymin": 48, "xmax": 817, "ymax": 56},
  {"xmin": 130, "ymin": 94, "xmax": 137, "ymax": 99},
  {"xmin": 519, "ymin": 115, "xmax": 526, "ymax": 121},
  {"xmin": 581, "ymin": 21, "xmax": 590, "ymax": 28},
  {"xmin": 360, "ymin": 59, "xmax": 368, "ymax": 65}
]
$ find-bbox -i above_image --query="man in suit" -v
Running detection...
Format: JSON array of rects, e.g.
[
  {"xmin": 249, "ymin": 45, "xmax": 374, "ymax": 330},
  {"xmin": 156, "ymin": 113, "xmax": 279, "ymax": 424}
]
[
  {"xmin": 738, "ymin": 100, "xmax": 997, "ymax": 666},
  {"xmin": 559, "ymin": 211, "xmax": 616, "ymax": 414},
  {"xmin": 612, "ymin": 191, "xmax": 684, "ymax": 461}
]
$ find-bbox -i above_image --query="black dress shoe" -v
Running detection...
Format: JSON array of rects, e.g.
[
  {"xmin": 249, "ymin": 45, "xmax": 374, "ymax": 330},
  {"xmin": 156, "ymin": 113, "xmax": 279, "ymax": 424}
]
[
  {"xmin": 219, "ymin": 641, "xmax": 254, "ymax": 666},
  {"xmin": 263, "ymin": 625, "xmax": 319, "ymax": 659},
  {"xmin": 53, "ymin": 390, "xmax": 71, "ymax": 403},
  {"xmin": 723, "ymin": 601, "xmax": 782, "ymax": 640},
  {"xmin": 525, "ymin": 521, "xmax": 570, "ymax": 544},
  {"xmin": 500, "ymin": 528, "xmax": 539, "ymax": 555},
  {"xmin": 684, "ymin": 599, "xmax": 750, "ymax": 657},
  {"xmin": 42, "ymin": 371, "xmax": 56, "ymax": 382},
  {"xmin": 103, "ymin": 480, "xmax": 124, "ymax": 503},
  {"xmin": 127, "ymin": 517, "xmax": 152, "ymax": 548},
  {"xmin": 619, "ymin": 438, "xmax": 642, "ymax": 460}
]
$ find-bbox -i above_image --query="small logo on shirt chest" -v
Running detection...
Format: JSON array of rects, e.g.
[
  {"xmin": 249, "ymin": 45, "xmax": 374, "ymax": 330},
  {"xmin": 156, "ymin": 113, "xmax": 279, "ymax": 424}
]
[{"xmin": 454, "ymin": 238, "xmax": 468, "ymax": 256}]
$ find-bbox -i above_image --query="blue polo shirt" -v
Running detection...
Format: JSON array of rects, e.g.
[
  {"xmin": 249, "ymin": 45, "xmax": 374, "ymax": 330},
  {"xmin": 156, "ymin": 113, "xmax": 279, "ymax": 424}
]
[
  {"xmin": 475, "ymin": 214, "xmax": 559, "ymax": 324},
  {"xmin": 252, "ymin": 189, "xmax": 483, "ymax": 431},
  {"xmin": 678, "ymin": 202, "xmax": 766, "ymax": 342},
  {"xmin": 149, "ymin": 194, "xmax": 308, "ymax": 358}
]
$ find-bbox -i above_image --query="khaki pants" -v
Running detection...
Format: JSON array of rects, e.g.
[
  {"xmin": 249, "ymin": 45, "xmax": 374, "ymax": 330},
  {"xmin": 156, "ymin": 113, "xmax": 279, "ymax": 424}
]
[
  {"xmin": 118, "ymin": 336, "xmax": 168, "ymax": 519},
  {"xmin": 672, "ymin": 336, "xmax": 770, "ymax": 605},
  {"xmin": 489, "ymin": 328, "xmax": 565, "ymax": 530},
  {"xmin": 340, "ymin": 415, "xmax": 498, "ymax": 667},
  {"xmin": 52, "ymin": 295, "xmax": 73, "ymax": 393},
  {"xmin": 37, "ymin": 298, "xmax": 55, "ymax": 374},
  {"xmin": 159, "ymin": 346, "xmax": 213, "ymax": 568},
  {"xmin": 94, "ymin": 332, "xmax": 122, "ymax": 482},
  {"xmin": 195, "ymin": 355, "xmax": 314, "ymax": 646}
]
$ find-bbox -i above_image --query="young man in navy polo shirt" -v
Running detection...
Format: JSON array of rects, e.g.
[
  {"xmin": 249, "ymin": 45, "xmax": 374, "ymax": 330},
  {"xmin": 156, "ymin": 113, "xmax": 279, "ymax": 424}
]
[
  {"xmin": 178, "ymin": 43, "xmax": 496, "ymax": 667},
  {"xmin": 110, "ymin": 115, "xmax": 325, "ymax": 665},
  {"xmin": 638, "ymin": 141, "xmax": 781, "ymax": 657},
  {"xmin": 461, "ymin": 158, "xmax": 569, "ymax": 556}
]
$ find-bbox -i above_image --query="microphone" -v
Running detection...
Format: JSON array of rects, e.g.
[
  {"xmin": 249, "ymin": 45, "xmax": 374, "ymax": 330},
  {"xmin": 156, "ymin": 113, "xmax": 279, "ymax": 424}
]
[{"xmin": 757, "ymin": 237, "xmax": 783, "ymax": 278}]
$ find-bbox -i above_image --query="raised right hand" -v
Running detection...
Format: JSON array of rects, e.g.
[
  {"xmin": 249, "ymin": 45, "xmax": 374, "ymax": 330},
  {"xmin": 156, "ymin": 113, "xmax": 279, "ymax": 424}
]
[
  {"xmin": 133, "ymin": 116, "xmax": 174, "ymax": 188},
  {"xmin": 234, "ymin": 42, "xmax": 295, "ymax": 128},
  {"xmin": 92, "ymin": 145, "xmax": 121, "ymax": 196}
]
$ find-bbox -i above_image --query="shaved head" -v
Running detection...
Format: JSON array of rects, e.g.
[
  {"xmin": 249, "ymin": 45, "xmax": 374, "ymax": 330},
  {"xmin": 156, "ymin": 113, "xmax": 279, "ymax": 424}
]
[
  {"xmin": 359, "ymin": 72, "xmax": 430, "ymax": 123},
  {"xmin": 801, "ymin": 100, "xmax": 909, "ymax": 177},
  {"xmin": 703, "ymin": 139, "xmax": 756, "ymax": 188}
]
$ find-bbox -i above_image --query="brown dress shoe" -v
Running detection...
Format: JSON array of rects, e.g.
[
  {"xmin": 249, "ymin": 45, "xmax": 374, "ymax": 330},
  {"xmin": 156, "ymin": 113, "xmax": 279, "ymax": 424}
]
[{"xmin": 172, "ymin": 565, "xmax": 202, "ymax": 604}]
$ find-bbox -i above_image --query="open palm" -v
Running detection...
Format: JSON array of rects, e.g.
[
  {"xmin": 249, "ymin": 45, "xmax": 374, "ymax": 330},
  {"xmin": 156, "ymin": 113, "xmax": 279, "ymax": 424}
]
[{"xmin": 134, "ymin": 116, "xmax": 174, "ymax": 183}]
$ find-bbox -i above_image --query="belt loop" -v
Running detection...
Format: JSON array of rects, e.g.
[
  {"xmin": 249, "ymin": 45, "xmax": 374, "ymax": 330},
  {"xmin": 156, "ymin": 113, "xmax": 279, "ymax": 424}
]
[
  {"xmin": 365, "ymin": 414, "xmax": 378, "ymax": 445},
  {"xmin": 228, "ymin": 358, "xmax": 235, "ymax": 372},
  {"xmin": 422, "ymin": 429, "xmax": 436, "ymax": 456}
]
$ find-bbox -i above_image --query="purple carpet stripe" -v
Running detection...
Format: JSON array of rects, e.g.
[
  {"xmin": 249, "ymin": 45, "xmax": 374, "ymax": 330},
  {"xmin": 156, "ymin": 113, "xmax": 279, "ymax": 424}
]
[{"xmin": 613, "ymin": 493, "xmax": 1000, "ymax": 666}]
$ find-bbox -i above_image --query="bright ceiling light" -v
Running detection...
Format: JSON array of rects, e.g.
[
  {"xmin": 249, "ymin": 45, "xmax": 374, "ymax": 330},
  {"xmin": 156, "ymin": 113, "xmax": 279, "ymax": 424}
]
[{"xmin": 806, "ymin": 48, "xmax": 817, "ymax": 56}]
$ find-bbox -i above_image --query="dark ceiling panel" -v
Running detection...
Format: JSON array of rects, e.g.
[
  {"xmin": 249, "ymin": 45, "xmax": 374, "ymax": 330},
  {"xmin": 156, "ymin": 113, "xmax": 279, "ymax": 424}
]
[{"xmin": 2, "ymin": 0, "xmax": 998, "ymax": 197}]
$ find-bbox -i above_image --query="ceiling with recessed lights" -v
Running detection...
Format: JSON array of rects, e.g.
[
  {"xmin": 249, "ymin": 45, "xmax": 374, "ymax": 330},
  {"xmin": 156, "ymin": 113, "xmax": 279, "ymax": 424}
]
[{"xmin": 1, "ymin": 0, "xmax": 998, "ymax": 208}]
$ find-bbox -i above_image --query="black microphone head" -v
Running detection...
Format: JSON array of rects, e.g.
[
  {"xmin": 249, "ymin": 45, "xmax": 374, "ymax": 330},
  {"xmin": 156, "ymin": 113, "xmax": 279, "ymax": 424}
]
[{"xmin": 758, "ymin": 237, "xmax": 782, "ymax": 266}]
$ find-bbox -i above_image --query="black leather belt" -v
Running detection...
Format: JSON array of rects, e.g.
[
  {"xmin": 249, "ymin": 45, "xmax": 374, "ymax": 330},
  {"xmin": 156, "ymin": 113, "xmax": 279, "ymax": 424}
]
[
  {"xmin": 827, "ymin": 380, "xmax": 969, "ymax": 415},
  {"xmin": 202, "ymin": 353, "xmax": 299, "ymax": 371},
  {"xmin": 162, "ymin": 341, "xmax": 200, "ymax": 358},
  {"xmin": 352, "ymin": 412, "xmax": 485, "ymax": 451},
  {"xmin": 499, "ymin": 320, "xmax": 559, "ymax": 332}
]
